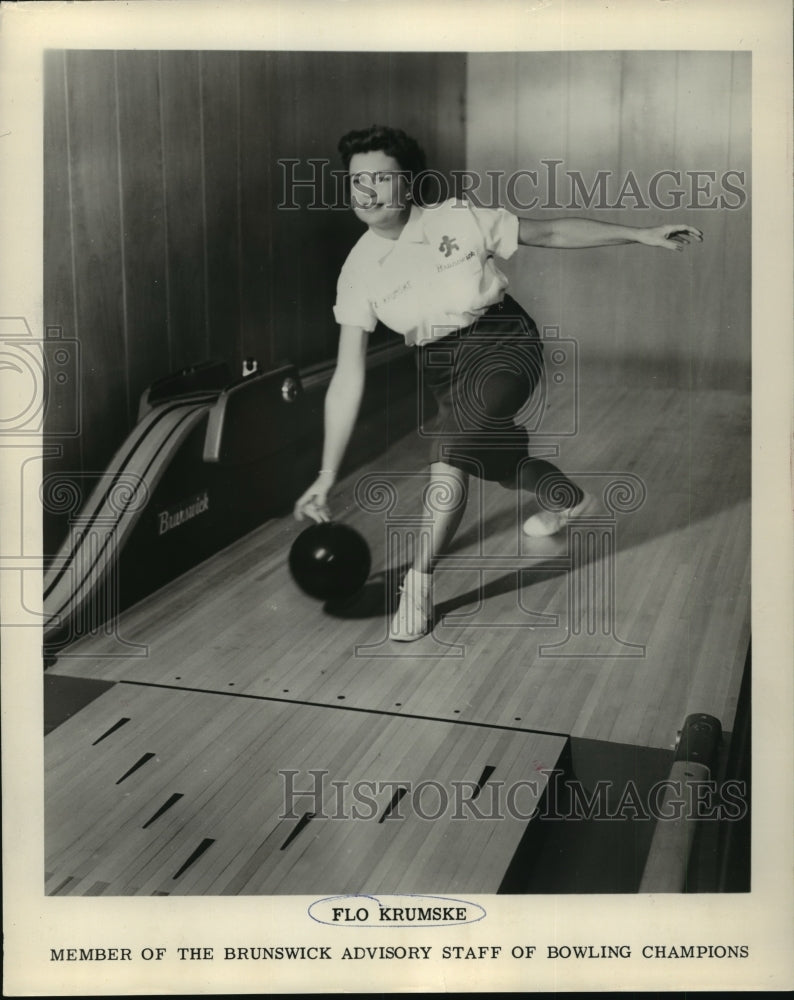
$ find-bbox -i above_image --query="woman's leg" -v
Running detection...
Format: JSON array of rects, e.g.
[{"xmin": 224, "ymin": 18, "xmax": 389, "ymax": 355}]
[
  {"xmin": 414, "ymin": 461, "xmax": 470, "ymax": 572},
  {"xmin": 501, "ymin": 458, "xmax": 589, "ymax": 536},
  {"xmin": 391, "ymin": 461, "xmax": 469, "ymax": 641}
]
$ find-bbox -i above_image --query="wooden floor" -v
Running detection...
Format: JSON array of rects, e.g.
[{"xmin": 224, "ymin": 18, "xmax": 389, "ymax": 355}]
[
  {"xmin": 45, "ymin": 381, "xmax": 751, "ymax": 894},
  {"xmin": 45, "ymin": 684, "xmax": 565, "ymax": 896}
]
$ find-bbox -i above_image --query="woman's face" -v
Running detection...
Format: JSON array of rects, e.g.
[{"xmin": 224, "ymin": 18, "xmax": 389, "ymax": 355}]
[{"xmin": 348, "ymin": 150, "xmax": 412, "ymax": 236}]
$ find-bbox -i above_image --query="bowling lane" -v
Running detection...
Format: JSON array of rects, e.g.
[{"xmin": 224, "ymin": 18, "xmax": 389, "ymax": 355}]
[
  {"xmin": 45, "ymin": 683, "xmax": 568, "ymax": 895},
  {"xmin": 49, "ymin": 384, "xmax": 750, "ymax": 751}
]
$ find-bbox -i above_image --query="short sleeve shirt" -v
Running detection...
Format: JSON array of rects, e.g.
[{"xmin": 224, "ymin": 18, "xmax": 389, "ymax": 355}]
[{"xmin": 333, "ymin": 198, "xmax": 520, "ymax": 346}]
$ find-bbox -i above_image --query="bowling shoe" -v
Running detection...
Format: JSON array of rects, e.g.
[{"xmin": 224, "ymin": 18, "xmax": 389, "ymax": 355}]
[
  {"xmin": 390, "ymin": 568, "xmax": 433, "ymax": 641},
  {"xmin": 522, "ymin": 491, "xmax": 593, "ymax": 537}
]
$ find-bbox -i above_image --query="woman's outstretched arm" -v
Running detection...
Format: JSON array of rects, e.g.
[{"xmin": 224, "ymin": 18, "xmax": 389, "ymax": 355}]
[{"xmin": 518, "ymin": 217, "xmax": 703, "ymax": 252}]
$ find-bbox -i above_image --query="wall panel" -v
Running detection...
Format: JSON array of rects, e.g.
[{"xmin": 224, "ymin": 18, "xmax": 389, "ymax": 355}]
[
  {"xmin": 116, "ymin": 50, "xmax": 169, "ymax": 422},
  {"xmin": 718, "ymin": 51, "xmax": 752, "ymax": 389},
  {"xmin": 201, "ymin": 51, "xmax": 243, "ymax": 369},
  {"xmin": 613, "ymin": 51, "xmax": 680, "ymax": 375},
  {"xmin": 65, "ymin": 50, "xmax": 128, "ymax": 466},
  {"xmin": 673, "ymin": 51, "xmax": 735, "ymax": 389},
  {"xmin": 238, "ymin": 52, "xmax": 276, "ymax": 369},
  {"xmin": 159, "ymin": 51, "xmax": 207, "ymax": 370}
]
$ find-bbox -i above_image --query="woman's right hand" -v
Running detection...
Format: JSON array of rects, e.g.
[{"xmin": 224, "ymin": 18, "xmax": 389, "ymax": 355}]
[{"xmin": 293, "ymin": 471, "xmax": 336, "ymax": 523}]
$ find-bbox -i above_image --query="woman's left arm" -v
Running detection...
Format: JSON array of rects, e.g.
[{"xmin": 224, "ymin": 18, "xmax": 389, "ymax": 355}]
[{"xmin": 518, "ymin": 217, "xmax": 703, "ymax": 252}]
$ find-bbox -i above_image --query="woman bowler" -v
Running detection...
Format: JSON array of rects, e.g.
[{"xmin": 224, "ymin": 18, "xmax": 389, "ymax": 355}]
[{"xmin": 294, "ymin": 125, "xmax": 702, "ymax": 641}]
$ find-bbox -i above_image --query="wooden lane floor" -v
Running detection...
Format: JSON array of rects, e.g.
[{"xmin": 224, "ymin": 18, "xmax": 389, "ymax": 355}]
[
  {"xmin": 45, "ymin": 683, "xmax": 567, "ymax": 896},
  {"xmin": 49, "ymin": 384, "xmax": 750, "ymax": 752}
]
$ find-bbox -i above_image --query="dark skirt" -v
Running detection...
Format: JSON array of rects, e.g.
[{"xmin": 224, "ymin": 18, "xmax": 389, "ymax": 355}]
[{"xmin": 416, "ymin": 294, "xmax": 544, "ymax": 482}]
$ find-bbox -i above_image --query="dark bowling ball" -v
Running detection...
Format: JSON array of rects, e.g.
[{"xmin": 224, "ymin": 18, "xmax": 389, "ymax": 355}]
[{"xmin": 288, "ymin": 522, "xmax": 371, "ymax": 601}]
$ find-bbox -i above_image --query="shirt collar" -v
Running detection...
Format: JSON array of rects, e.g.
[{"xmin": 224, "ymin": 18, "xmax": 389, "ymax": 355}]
[{"xmin": 366, "ymin": 204, "xmax": 425, "ymax": 261}]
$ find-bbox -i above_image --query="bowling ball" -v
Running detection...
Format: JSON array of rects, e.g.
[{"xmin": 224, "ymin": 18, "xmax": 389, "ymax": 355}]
[{"xmin": 288, "ymin": 522, "xmax": 371, "ymax": 601}]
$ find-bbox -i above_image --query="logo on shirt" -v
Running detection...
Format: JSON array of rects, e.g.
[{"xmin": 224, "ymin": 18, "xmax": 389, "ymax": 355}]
[
  {"xmin": 438, "ymin": 235, "xmax": 459, "ymax": 258},
  {"xmin": 436, "ymin": 250, "xmax": 475, "ymax": 273}
]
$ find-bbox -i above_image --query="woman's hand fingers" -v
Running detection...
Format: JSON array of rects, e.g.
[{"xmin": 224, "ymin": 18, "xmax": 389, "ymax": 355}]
[
  {"xmin": 666, "ymin": 227, "xmax": 703, "ymax": 245},
  {"xmin": 647, "ymin": 225, "xmax": 704, "ymax": 251},
  {"xmin": 294, "ymin": 497, "xmax": 330, "ymax": 523},
  {"xmin": 294, "ymin": 483, "xmax": 332, "ymax": 523},
  {"xmin": 664, "ymin": 225, "xmax": 703, "ymax": 239}
]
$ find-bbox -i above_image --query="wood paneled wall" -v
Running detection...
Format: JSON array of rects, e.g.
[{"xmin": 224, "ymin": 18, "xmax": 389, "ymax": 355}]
[
  {"xmin": 43, "ymin": 50, "xmax": 466, "ymax": 549},
  {"xmin": 466, "ymin": 51, "xmax": 751, "ymax": 389}
]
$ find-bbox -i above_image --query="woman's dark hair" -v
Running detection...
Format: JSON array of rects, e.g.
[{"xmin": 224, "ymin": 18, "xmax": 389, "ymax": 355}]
[{"xmin": 338, "ymin": 124, "xmax": 427, "ymax": 184}]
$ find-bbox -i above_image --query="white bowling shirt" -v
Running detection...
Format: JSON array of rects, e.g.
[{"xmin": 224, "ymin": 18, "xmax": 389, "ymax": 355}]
[{"xmin": 333, "ymin": 198, "xmax": 520, "ymax": 346}]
